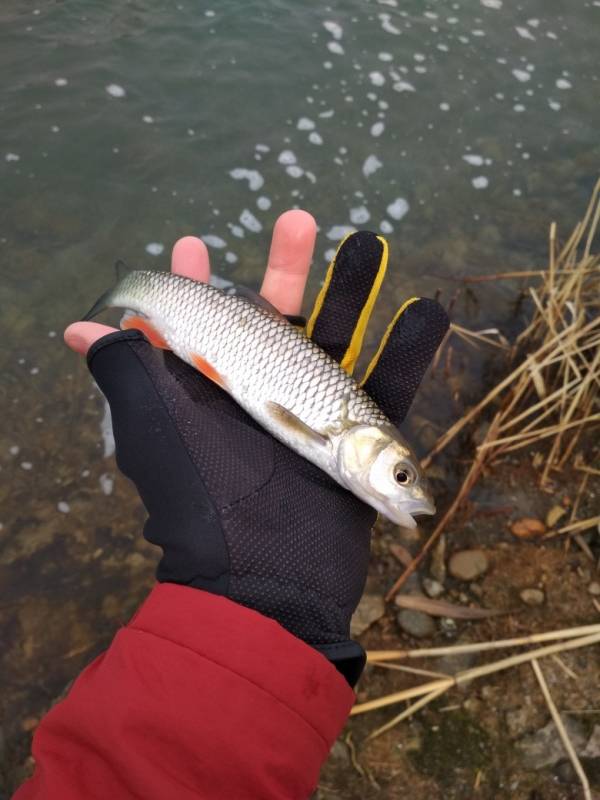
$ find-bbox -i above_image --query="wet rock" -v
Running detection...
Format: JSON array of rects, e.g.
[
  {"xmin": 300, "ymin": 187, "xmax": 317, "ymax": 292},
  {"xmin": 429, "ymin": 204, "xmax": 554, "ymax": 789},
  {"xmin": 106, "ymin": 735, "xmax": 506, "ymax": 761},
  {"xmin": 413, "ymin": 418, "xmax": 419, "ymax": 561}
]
[
  {"xmin": 448, "ymin": 550, "xmax": 489, "ymax": 581},
  {"xmin": 506, "ymin": 704, "xmax": 536, "ymax": 738},
  {"xmin": 397, "ymin": 609, "xmax": 435, "ymax": 638},
  {"xmin": 518, "ymin": 718, "xmax": 587, "ymax": 770},
  {"xmin": 350, "ymin": 593, "xmax": 385, "ymax": 637},
  {"xmin": 519, "ymin": 588, "xmax": 545, "ymax": 606},
  {"xmin": 588, "ymin": 582, "xmax": 600, "ymax": 597},
  {"xmin": 422, "ymin": 577, "xmax": 444, "ymax": 598}
]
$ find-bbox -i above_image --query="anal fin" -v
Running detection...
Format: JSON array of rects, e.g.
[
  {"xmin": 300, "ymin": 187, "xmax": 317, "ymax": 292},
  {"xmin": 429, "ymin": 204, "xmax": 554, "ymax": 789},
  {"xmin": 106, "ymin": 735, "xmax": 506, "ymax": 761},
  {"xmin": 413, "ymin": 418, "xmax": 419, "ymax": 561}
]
[
  {"xmin": 192, "ymin": 354, "xmax": 229, "ymax": 390},
  {"xmin": 121, "ymin": 314, "xmax": 170, "ymax": 350}
]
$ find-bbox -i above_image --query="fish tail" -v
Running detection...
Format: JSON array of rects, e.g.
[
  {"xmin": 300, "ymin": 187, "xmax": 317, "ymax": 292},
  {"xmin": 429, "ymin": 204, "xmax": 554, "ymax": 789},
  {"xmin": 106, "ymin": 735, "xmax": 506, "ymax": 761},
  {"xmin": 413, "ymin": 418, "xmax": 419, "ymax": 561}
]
[{"xmin": 81, "ymin": 260, "xmax": 133, "ymax": 321}]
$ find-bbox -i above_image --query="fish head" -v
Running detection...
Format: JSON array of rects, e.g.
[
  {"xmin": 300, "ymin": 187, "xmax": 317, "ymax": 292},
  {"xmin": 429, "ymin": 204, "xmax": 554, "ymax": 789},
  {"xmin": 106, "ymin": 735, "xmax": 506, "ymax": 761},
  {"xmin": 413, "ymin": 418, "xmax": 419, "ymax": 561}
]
[{"xmin": 336, "ymin": 425, "xmax": 435, "ymax": 528}]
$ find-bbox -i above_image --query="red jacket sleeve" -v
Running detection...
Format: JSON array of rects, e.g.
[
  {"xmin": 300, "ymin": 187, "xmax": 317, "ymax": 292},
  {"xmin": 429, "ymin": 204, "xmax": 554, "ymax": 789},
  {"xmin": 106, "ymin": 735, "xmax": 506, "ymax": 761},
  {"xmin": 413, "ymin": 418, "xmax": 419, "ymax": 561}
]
[{"xmin": 13, "ymin": 584, "xmax": 354, "ymax": 800}]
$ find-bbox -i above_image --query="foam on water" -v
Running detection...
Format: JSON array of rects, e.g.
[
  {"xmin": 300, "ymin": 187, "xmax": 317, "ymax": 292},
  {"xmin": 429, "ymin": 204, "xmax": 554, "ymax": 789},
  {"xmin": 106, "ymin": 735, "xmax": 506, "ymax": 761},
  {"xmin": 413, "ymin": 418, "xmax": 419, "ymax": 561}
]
[
  {"xmin": 323, "ymin": 21, "xmax": 343, "ymax": 40},
  {"xmin": 105, "ymin": 84, "xmax": 126, "ymax": 98},
  {"xmin": 240, "ymin": 209, "xmax": 262, "ymax": 233},
  {"xmin": 229, "ymin": 168, "xmax": 264, "ymax": 190},
  {"xmin": 327, "ymin": 225, "xmax": 355, "ymax": 240},
  {"xmin": 145, "ymin": 242, "xmax": 164, "ymax": 256},
  {"xmin": 472, "ymin": 176, "xmax": 489, "ymax": 189},
  {"xmin": 362, "ymin": 154, "xmax": 383, "ymax": 177},
  {"xmin": 350, "ymin": 205, "xmax": 370, "ymax": 224},
  {"xmin": 202, "ymin": 234, "xmax": 227, "ymax": 248}
]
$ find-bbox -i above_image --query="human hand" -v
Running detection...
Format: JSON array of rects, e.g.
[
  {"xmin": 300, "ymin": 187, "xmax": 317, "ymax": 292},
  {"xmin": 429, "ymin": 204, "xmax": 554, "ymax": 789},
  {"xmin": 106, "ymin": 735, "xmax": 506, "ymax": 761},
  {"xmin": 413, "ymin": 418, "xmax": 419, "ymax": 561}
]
[{"xmin": 65, "ymin": 211, "xmax": 448, "ymax": 685}]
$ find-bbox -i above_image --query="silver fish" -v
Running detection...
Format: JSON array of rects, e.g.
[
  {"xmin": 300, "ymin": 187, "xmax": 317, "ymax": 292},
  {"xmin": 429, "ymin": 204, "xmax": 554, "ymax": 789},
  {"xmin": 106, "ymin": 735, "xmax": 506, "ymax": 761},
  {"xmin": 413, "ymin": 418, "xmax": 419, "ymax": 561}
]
[{"xmin": 85, "ymin": 269, "xmax": 435, "ymax": 528}]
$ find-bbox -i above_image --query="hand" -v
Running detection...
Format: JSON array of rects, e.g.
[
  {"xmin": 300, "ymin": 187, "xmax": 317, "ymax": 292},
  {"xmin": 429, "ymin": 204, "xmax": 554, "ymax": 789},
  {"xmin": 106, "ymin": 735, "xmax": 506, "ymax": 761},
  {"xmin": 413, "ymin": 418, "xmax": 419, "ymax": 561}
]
[{"xmin": 65, "ymin": 211, "xmax": 448, "ymax": 686}]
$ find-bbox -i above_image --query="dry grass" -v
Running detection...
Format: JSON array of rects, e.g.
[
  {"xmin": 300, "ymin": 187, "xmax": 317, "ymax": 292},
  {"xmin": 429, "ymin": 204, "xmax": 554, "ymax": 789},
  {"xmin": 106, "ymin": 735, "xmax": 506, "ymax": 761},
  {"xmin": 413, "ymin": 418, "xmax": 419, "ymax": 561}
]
[{"xmin": 386, "ymin": 179, "xmax": 600, "ymax": 598}]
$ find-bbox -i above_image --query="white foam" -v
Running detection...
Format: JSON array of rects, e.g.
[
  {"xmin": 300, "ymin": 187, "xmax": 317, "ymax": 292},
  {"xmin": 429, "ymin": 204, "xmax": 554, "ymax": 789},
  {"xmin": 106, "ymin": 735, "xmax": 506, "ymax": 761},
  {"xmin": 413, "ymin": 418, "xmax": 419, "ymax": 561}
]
[
  {"xmin": 380, "ymin": 220, "xmax": 393, "ymax": 234},
  {"xmin": 556, "ymin": 78, "xmax": 572, "ymax": 89},
  {"xmin": 513, "ymin": 104, "xmax": 526, "ymax": 112},
  {"xmin": 319, "ymin": 109, "xmax": 335, "ymax": 118},
  {"xmin": 55, "ymin": 78, "xmax": 68, "ymax": 86},
  {"xmin": 393, "ymin": 80, "xmax": 416, "ymax": 92},
  {"xmin": 512, "ymin": 69, "xmax": 531, "ymax": 82},
  {"xmin": 439, "ymin": 102, "xmax": 450, "ymax": 111},
  {"xmin": 308, "ymin": 132, "xmax": 323, "ymax": 146},
  {"xmin": 286, "ymin": 165, "xmax": 304, "ymax": 178},
  {"xmin": 228, "ymin": 224, "xmax": 245, "ymax": 238},
  {"xmin": 548, "ymin": 99, "xmax": 561, "ymax": 111},
  {"xmin": 527, "ymin": 18, "xmax": 540, "ymax": 27},
  {"xmin": 515, "ymin": 26, "xmax": 535, "ymax": 40},
  {"xmin": 369, "ymin": 71, "xmax": 386, "ymax": 87},
  {"xmin": 57, "ymin": 501, "xmax": 70, "ymax": 513},
  {"xmin": 257, "ymin": 196, "xmax": 271, "ymax": 210},
  {"xmin": 202, "ymin": 234, "xmax": 227, "ymax": 248},
  {"xmin": 350, "ymin": 206, "xmax": 370, "ymax": 224},
  {"xmin": 229, "ymin": 168, "xmax": 264, "ymax": 191},
  {"xmin": 327, "ymin": 41, "xmax": 345, "ymax": 55},
  {"xmin": 240, "ymin": 209, "xmax": 262, "ymax": 233},
  {"xmin": 472, "ymin": 176, "xmax": 489, "ymax": 189},
  {"xmin": 105, "ymin": 83, "xmax": 126, "ymax": 98},
  {"xmin": 297, "ymin": 117, "xmax": 315, "ymax": 130},
  {"xmin": 5, "ymin": 153, "xmax": 20, "ymax": 162},
  {"xmin": 362, "ymin": 154, "xmax": 383, "ymax": 177},
  {"xmin": 387, "ymin": 197, "xmax": 410, "ymax": 220},
  {"xmin": 145, "ymin": 242, "xmax": 164, "ymax": 256},
  {"xmin": 370, "ymin": 121, "xmax": 385, "ymax": 137},
  {"xmin": 255, "ymin": 143, "xmax": 270, "ymax": 153},
  {"xmin": 327, "ymin": 225, "xmax": 355, "ymax": 241},
  {"xmin": 99, "ymin": 474, "xmax": 114, "ymax": 496},
  {"xmin": 379, "ymin": 13, "xmax": 401, "ymax": 34},
  {"xmin": 21, "ymin": 462, "xmax": 33, "ymax": 470},
  {"xmin": 278, "ymin": 150, "xmax": 297, "ymax": 165},
  {"xmin": 142, "ymin": 115, "xmax": 154, "ymax": 123},
  {"xmin": 323, "ymin": 20, "xmax": 343, "ymax": 40},
  {"xmin": 378, "ymin": 52, "xmax": 393, "ymax": 61},
  {"xmin": 9, "ymin": 445, "xmax": 20, "ymax": 455},
  {"xmin": 225, "ymin": 252, "xmax": 238, "ymax": 264},
  {"xmin": 480, "ymin": 0, "xmax": 502, "ymax": 7}
]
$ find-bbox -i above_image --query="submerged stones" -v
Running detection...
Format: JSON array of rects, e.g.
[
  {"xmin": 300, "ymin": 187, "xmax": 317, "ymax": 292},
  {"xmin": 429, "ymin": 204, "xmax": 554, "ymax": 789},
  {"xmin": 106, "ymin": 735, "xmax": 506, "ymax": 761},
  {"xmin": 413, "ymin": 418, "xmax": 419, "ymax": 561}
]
[{"xmin": 448, "ymin": 550, "xmax": 490, "ymax": 581}]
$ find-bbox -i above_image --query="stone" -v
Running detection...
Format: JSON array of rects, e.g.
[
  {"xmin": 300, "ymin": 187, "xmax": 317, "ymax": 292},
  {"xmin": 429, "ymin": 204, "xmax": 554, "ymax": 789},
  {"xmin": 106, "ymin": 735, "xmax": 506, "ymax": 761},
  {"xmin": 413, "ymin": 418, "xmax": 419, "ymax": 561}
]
[
  {"xmin": 397, "ymin": 609, "xmax": 435, "ymax": 638},
  {"xmin": 519, "ymin": 588, "xmax": 545, "ymax": 606},
  {"xmin": 582, "ymin": 725, "xmax": 600, "ymax": 758},
  {"xmin": 329, "ymin": 739, "xmax": 350, "ymax": 765},
  {"xmin": 588, "ymin": 582, "xmax": 600, "ymax": 597},
  {"xmin": 422, "ymin": 577, "xmax": 444, "ymax": 598},
  {"xmin": 506, "ymin": 706, "xmax": 535, "ymax": 738},
  {"xmin": 448, "ymin": 550, "xmax": 489, "ymax": 581},
  {"xmin": 350, "ymin": 593, "xmax": 385, "ymax": 637},
  {"xmin": 518, "ymin": 719, "xmax": 587, "ymax": 770},
  {"xmin": 511, "ymin": 517, "xmax": 546, "ymax": 538}
]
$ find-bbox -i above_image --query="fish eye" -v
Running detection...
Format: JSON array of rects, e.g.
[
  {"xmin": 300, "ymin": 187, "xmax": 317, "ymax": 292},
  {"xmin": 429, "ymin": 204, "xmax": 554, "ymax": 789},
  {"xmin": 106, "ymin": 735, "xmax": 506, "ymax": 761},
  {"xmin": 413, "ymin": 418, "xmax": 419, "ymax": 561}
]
[{"xmin": 394, "ymin": 465, "xmax": 416, "ymax": 485}]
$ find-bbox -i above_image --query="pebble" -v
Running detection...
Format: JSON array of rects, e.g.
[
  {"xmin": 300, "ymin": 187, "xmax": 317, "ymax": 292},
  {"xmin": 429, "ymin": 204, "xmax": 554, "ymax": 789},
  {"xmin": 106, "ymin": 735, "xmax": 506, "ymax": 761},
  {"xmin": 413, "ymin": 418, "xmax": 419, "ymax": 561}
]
[
  {"xmin": 519, "ymin": 588, "xmax": 545, "ymax": 606},
  {"xmin": 350, "ymin": 593, "xmax": 385, "ymax": 636},
  {"xmin": 518, "ymin": 719, "xmax": 586, "ymax": 769},
  {"xmin": 588, "ymin": 582, "xmax": 600, "ymax": 596},
  {"xmin": 511, "ymin": 517, "xmax": 546, "ymax": 538},
  {"xmin": 422, "ymin": 577, "xmax": 444, "ymax": 598},
  {"xmin": 397, "ymin": 609, "xmax": 435, "ymax": 638},
  {"xmin": 448, "ymin": 549, "xmax": 489, "ymax": 581}
]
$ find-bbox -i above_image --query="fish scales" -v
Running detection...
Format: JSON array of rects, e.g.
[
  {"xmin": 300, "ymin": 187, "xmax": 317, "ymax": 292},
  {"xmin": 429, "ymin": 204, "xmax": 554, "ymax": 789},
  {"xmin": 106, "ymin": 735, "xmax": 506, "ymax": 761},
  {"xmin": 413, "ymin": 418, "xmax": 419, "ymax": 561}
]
[{"xmin": 113, "ymin": 271, "xmax": 388, "ymax": 439}]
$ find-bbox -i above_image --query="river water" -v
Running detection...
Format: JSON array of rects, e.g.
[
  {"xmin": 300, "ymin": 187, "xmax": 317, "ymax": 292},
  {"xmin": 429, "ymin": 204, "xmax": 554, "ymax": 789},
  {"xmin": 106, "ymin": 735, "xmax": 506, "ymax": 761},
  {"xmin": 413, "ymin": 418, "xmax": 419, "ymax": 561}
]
[{"xmin": 1, "ymin": 0, "xmax": 599, "ymax": 793}]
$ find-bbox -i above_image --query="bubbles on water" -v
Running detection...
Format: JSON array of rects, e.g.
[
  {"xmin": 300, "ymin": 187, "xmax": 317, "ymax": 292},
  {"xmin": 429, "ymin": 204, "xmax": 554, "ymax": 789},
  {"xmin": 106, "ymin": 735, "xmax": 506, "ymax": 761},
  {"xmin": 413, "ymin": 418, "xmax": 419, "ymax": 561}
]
[
  {"xmin": 512, "ymin": 69, "xmax": 531, "ymax": 83},
  {"xmin": 350, "ymin": 206, "xmax": 370, "ymax": 224},
  {"xmin": 556, "ymin": 78, "xmax": 572, "ymax": 89},
  {"xmin": 21, "ymin": 462, "xmax": 33, "ymax": 471},
  {"xmin": 370, "ymin": 121, "xmax": 385, "ymax": 137},
  {"xmin": 393, "ymin": 80, "xmax": 416, "ymax": 92},
  {"xmin": 256, "ymin": 196, "xmax": 271, "ymax": 211},
  {"xmin": 379, "ymin": 13, "xmax": 401, "ymax": 35},
  {"xmin": 142, "ymin": 115, "xmax": 154, "ymax": 123},
  {"xmin": 229, "ymin": 168, "xmax": 264, "ymax": 191},
  {"xmin": 55, "ymin": 78, "xmax": 68, "ymax": 86},
  {"xmin": 515, "ymin": 26, "xmax": 535, "ymax": 40},
  {"xmin": 105, "ymin": 84, "xmax": 126, "ymax": 98},
  {"xmin": 362, "ymin": 154, "xmax": 382, "ymax": 177},
  {"xmin": 145, "ymin": 242, "xmax": 164, "ymax": 256},
  {"xmin": 9, "ymin": 446, "xmax": 20, "ymax": 456},
  {"xmin": 327, "ymin": 225, "xmax": 355, "ymax": 240},
  {"xmin": 5, "ymin": 153, "xmax": 20, "ymax": 162},
  {"xmin": 57, "ymin": 501, "xmax": 70, "ymax": 513},
  {"xmin": 201, "ymin": 235, "xmax": 226, "ymax": 249},
  {"xmin": 480, "ymin": 0, "xmax": 502, "ymax": 8},
  {"xmin": 369, "ymin": 71, "xmax": 386, "ymax": 87},
  {"xmin": 240, "ymin": 209, "xmax": 262, "ymax": 233},
  {"xmin": 225, "ymin": 252, "xmax": 238, "ymax": 264},
  {"xmin": 386, "ymin": 198, "xmax": 410, "ymax": 220},
  {"xmin": 472, "ymin": 176, "xmax": 489, "ymax": 189},
  {"xmin": 297, "ymin": 117, "xmax": 315, "ymax": 130},
  {"xmin": 327, "ymin": 41, "xmax": 345, "ymax": 56}
]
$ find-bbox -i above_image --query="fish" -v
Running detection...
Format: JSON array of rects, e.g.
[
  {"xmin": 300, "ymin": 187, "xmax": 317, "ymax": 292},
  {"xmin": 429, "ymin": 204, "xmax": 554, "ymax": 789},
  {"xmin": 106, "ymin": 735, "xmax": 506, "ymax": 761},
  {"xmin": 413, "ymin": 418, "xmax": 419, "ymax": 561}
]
[{"xmin": 84, "ymin": 268, "xmax": 436, "ymax": 528}]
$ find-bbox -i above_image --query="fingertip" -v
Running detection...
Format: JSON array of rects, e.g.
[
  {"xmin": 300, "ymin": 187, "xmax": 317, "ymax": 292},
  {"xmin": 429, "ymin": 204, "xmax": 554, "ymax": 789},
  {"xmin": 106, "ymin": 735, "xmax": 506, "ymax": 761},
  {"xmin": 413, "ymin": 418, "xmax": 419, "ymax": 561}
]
[
  {"xmin": 64, "ymin": 322, "xmax": 118, "ymax": 356},
  {"xmin": 269, "ymin": 210, "xmax": 317, "ymax": 272},
  {"xmin": 171, "ymin": 236, "xmax": 210, "ymax": 281}
]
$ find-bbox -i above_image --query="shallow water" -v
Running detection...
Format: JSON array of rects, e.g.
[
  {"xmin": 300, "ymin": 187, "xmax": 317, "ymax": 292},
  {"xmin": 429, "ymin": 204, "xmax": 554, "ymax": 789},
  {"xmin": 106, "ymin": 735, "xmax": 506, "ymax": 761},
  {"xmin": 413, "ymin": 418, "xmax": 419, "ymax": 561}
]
[{"xmin": 1, "ymin": 0, "xmax": 599, "ymax": 792}]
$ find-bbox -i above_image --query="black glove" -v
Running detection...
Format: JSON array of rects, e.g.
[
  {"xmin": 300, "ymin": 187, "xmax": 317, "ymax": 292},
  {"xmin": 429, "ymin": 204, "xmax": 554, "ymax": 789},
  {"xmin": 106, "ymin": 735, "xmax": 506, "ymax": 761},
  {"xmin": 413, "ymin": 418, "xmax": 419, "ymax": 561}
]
[{"xmin": 87, "ymin": 231, "xmax": 448, "ymax": 686}]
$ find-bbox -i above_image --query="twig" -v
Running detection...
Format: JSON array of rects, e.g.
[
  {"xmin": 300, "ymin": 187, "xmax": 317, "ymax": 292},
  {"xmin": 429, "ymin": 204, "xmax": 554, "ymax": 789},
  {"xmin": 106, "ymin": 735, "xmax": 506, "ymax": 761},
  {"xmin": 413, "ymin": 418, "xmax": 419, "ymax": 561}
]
[{"xmin": 365, "ymin": 687, "xmax": 447, "ymax": 742}]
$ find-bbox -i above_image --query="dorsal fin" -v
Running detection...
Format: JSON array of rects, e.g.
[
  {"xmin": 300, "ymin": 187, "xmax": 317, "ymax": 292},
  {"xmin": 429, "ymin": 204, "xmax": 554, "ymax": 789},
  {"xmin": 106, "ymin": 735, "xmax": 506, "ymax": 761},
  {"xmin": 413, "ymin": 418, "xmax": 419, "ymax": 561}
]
[
  {"xmin": 115, "ymin": 259, "xmax": 134, "ymax": 281},
  {"xmin": 224, "ymin": 283, "xmax": 286, "ymax": 320}
]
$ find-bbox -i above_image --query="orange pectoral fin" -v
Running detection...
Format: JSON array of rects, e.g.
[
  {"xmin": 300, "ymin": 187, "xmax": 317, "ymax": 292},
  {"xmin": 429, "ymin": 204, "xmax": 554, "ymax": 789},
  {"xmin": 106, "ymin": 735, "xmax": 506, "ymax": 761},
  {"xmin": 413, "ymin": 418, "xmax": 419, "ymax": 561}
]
[
  {"xmin": 192, "ymin": 354, "xmax": 228, "ymax": 390},
  {"xmin": 121, "ymin": 316, "xmax": 170, "ymax": 350}
]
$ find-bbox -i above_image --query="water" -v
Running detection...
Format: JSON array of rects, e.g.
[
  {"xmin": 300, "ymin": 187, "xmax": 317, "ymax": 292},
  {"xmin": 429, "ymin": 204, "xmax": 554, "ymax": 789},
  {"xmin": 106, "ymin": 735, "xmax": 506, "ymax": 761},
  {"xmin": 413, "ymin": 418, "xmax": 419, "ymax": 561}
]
[{"xmin": 1, "ymin": 0, "xmax": 599, "ymax": 792}]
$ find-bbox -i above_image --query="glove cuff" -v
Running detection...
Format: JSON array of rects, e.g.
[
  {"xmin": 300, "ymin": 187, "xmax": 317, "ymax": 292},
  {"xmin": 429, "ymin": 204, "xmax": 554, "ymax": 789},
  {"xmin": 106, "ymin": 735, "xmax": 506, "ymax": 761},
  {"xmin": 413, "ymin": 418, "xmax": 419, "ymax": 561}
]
[{"xmin": 314, "ymin": 640, "xmax": 366, "ymax": 688}]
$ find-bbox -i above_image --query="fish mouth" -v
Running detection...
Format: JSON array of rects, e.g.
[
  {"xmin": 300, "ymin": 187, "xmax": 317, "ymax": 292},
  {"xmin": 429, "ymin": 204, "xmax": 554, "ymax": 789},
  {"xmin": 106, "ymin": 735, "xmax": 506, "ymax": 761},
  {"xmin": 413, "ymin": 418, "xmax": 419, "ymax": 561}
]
[{"xmin": 386, "ymin": 499, "xmax": 436, "ymax": 529}]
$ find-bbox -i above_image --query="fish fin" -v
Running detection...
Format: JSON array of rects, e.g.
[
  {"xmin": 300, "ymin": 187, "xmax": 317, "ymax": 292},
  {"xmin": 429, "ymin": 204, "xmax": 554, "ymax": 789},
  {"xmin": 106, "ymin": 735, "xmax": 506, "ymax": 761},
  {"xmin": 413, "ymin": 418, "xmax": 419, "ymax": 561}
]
[
  {"xmin": 192, "ymin": 354, "xmax": 229, "ymax": 390},
  {"xmin": 82, "ymin": 260, "xmax": 133, "ymax": 321},
  {"xmin": 115, "ymin": 259, "xmax": 134, "ymax": 281},
  {"xmin": 265, "ymin": 402, "xmax": 328, "ymax": 448},
  {"xmin": 225, "ymin": 283, "xmax": 286, "ymax": 320},
  {"xmin": 121, "ymin": 313, "xmax": 170, "ymax": 350}
]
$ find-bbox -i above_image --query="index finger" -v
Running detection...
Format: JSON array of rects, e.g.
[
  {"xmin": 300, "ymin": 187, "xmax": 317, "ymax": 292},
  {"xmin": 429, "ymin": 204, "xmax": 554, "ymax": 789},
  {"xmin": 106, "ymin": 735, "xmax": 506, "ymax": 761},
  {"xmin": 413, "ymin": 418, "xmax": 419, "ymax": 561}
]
[{"xmin": 260, "ymin": 210, "xmax": 317, "ymax": 315}]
